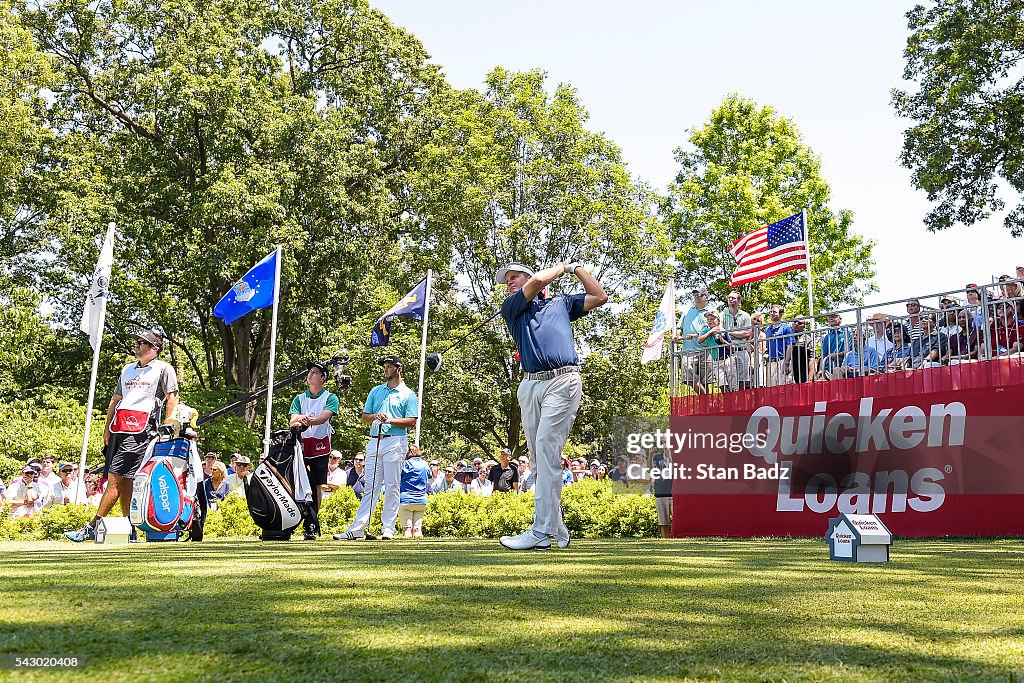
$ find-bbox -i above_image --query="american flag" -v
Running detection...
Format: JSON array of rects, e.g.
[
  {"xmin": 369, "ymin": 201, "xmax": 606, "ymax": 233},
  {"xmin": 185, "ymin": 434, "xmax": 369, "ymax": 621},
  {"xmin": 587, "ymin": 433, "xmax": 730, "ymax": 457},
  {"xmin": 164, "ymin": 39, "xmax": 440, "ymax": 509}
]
[{"xmin": 729, "ymin": 212, "xmax": 808, "ymax": 287}]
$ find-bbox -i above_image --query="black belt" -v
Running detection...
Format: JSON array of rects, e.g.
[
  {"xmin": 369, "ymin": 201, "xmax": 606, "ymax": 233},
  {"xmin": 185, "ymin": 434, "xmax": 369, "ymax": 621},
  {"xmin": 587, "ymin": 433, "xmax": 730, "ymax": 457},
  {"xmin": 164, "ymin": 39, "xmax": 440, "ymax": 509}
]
[{"xmin": 372, "ymin": 433, "xmax": 399, "ymax": 438}]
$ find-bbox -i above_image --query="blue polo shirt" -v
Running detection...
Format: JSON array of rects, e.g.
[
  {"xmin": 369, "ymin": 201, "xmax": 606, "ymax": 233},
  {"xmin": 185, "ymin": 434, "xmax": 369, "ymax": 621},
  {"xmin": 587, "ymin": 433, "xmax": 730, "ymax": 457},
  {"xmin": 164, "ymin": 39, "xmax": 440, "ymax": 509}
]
[
  {"xmin": 501, "ymin": 290, "xmax": 588, "ymax": 373},
  {"xmin": 764, "ymin": 323, "xmax": 794, "ymax": 360},
  {"xmin": 679, "ymin": 305, "xmax": 707, "ymax": 352},
  {"xmin": 363, "ymin": 382, "xmax": 419, "ymax": 436}
]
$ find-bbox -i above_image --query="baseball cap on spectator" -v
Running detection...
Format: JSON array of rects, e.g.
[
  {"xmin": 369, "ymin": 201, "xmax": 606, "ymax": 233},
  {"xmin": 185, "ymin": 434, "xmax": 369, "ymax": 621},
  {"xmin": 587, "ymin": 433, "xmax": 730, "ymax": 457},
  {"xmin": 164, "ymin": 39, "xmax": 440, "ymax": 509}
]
[
  {"xmin": 966, "ymin": 283, "xmax": 980, "ymax": 293},
  {"xmin": 307, "ymin": 361, "xmax": 328, "ymax": 375},
  {"xmin": 590, "ymin": 459, "xmax": 601, "ymax": 467},
  {"xmin": 235, "ymin": 456, "xmax": 252, "ymax": 466},
  {"xmin": 377, "ymin": 355, "xmax": 403, "ymax": 369},
  {"xmin": 940, "ymin": 295, "xmax": 960, "ymax": 307},
  {"xmin": 500, "ymin": 448, "xmax": 512, "ymax": 457},
  {"xmin": 59, "ymin": 462, "xmax": 75, "ymax": 472},
  {"xmin": 429, "ymin": 459, "xmax": 440, "ymax": 466},
  {"xmin": 444, "ymin": 466, "xmax": 455, "ymax": 473},
  {"xmin": 495, "ymin": 263, "xmax": 535, "ymax": 285},
  {"xmin": 133, "ymin": 328, "xmax": 164, "ymax": 351},
  {"xmin": 472, "ymin": 457, "xmax": 483, "ymax": 465},
  {"xmin": 329, "ymin": 450, "xmax": 343, "ymax": 459},
  {"xmin": 693, "ymin": 286, "xmax": 709, "ymax": 296},
  {"xmin": 26, "ymin": 457, "xmax": 41, "ymax": 466},
  {"xmin": 21, "ymin": 465, "xmax": 34, "ymax": 474},
  {"xmin": 29, "ymin": 463, "xmax": 41, "ymax": 472}
]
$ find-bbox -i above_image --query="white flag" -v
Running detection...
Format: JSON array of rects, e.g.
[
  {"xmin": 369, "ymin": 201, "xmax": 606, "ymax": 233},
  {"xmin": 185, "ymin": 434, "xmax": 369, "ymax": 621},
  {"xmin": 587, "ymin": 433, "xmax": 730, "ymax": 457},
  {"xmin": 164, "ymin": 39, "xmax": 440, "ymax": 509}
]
[
  {"xmin": 641, "ymin": 281, "xmax": 676, "ymax": 364},
  {"xmin": 80, "ymin": 223, "xmax": 115, "ymax": 351}
]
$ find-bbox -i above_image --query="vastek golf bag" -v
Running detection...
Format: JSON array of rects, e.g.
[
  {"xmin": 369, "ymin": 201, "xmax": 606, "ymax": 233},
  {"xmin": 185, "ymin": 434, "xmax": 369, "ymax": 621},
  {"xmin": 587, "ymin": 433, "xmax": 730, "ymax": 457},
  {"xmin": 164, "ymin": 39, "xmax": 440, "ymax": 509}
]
[
  {"xmin": 129, "ymin": 418, "xmax": 203, "ymax": 542},
  {"xmin": 245, "ymin": 425, "xmax": 316, "ymax": 541}
]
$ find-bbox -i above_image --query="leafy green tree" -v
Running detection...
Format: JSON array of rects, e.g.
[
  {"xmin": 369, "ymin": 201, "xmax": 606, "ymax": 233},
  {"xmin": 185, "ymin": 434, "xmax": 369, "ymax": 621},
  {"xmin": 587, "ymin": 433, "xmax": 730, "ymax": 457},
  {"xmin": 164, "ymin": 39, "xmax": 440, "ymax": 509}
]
[
  {"xmin": 407, "ymin": 68, "xmax": 670, "ymax": 456},
  {"xmin": 665, "ymin": 94, "xmax": 876, "ymax": 316},
  {"xmin": 21, "ymin": 0, "xmax": 449, "ymax": 410},
  {"xmin": 894, "ymin": 0, "xmax": 1024, "ymax": 236}
]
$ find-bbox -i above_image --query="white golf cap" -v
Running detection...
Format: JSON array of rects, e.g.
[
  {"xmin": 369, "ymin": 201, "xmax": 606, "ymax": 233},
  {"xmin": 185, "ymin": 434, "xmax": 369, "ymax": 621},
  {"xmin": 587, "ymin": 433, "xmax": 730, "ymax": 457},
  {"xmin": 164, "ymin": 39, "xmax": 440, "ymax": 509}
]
[{"xmin": 495, "ymin": 263, "xmax": 535, "ymax": 285}]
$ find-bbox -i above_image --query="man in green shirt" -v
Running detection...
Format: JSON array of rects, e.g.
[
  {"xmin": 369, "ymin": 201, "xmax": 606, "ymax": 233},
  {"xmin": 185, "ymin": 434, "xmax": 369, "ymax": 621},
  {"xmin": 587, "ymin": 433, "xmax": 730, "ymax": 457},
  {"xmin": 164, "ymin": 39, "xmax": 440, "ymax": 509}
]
[
  {"xmin": 721, "ymin": 290, "xmax": 753, "ymax": 390},
  {"xmin": 288, "ymin": 361, "xmax": 340, "ymax": 540}
]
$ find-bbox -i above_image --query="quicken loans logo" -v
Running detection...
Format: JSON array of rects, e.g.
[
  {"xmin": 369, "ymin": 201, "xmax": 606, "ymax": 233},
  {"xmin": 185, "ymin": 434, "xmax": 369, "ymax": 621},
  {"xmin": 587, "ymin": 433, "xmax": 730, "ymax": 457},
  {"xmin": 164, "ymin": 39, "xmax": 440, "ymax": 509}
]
[
  {"xmin": 744, "ymin": 399, "xmax": 966, "ymax": 515},
  {"xmin": 746, "ymin": 398, "xmax": 966, "ymax": 463}
]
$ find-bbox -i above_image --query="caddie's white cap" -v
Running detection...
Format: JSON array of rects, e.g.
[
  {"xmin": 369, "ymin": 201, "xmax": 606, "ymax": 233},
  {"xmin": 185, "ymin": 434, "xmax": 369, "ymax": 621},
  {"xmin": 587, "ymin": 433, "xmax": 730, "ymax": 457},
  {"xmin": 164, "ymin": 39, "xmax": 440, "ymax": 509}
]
[{"xmin": 495, "ymin": 263, "xmax": 535, "ymax": 285}]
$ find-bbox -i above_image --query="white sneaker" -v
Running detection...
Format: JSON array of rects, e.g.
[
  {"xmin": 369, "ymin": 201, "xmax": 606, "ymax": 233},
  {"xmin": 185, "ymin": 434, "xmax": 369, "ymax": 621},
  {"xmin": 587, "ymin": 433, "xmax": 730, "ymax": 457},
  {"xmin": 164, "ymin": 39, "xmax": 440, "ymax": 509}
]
[
  {"xmin": 381, "ymin": 530, "xmax": 395, "ymax": 540},
  {"xmin": 333, "ymin": 530, "xmax": 364, "ymax": 541},
  {"xmin": 499, "ymin": 530, "xmax": 551, "ymax": 551},
  {"xmin": 555, "ymin": 524, "xmax": 571, "ymax": 549}
]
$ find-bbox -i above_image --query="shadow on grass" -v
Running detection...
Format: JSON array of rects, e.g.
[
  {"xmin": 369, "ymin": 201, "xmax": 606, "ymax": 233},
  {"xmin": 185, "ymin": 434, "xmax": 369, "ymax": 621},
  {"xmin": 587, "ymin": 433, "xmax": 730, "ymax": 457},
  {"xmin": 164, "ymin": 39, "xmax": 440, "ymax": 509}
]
[{"xmin": 1, "ymin": 539, "xmax": 1022, "ymax": 682}]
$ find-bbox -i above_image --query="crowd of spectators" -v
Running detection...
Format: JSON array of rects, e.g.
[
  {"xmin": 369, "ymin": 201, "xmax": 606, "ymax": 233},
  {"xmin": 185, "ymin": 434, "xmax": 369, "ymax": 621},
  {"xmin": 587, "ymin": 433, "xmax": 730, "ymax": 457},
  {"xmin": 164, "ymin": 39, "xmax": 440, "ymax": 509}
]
[{"xmin": 675, "ymin": 271, "xmax": 1024, "ymax": 393}]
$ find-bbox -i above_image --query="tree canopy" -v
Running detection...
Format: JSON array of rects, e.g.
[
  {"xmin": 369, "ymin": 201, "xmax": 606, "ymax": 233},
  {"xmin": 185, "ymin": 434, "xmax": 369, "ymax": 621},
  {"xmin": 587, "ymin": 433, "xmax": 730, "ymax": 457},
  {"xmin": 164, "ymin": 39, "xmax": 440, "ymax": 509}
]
[
  {"xmin": 894, "ymin": 0, "xmax": 1024, "ymax": 236},
  {"xmin": 665, "ymin": 94, "xmax": 876, "ymax": 315}
]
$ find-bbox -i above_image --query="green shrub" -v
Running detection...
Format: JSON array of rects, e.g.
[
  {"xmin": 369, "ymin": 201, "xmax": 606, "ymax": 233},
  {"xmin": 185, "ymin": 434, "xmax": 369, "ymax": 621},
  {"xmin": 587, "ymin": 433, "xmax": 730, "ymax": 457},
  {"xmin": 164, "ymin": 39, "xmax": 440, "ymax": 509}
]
[
  {"xmin": 202, "ymin": 495, "xmax": 259, "ymax": 538},
  {"xmin": 0, "ymin": 479, "xmax": 659, "ymax": 541},
  {"xmin": 0, "ymin": 503, "xmax": 97, "ymax": 540}
]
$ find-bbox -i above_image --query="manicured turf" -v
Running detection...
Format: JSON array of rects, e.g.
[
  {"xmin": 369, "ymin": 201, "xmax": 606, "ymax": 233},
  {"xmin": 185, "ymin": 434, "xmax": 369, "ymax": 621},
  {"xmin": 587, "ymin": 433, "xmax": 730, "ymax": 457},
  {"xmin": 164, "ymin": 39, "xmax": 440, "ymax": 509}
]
[{"xmin": 1, "ymin": 538, "xmax": 1022, "ymax": 682}]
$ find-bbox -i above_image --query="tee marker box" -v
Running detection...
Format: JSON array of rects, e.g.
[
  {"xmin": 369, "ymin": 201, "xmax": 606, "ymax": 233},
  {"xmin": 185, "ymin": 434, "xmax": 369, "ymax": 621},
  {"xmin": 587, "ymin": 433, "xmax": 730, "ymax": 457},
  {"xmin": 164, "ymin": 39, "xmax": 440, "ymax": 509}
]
[{"xmin": 827, "ymin": 513, "xmax": 892, "ymax": 563}]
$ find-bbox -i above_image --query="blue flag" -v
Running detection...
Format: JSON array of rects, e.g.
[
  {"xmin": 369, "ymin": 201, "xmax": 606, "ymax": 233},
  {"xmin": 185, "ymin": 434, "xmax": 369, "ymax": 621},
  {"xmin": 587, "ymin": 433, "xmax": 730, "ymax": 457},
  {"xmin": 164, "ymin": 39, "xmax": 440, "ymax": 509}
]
[
  {"xmin": 214, "ymin": 249, "xmax": 278, "ymax": 325},
  {"xmin": 370, "ymin": 278, "xmax": 428, "ymax": 346}
]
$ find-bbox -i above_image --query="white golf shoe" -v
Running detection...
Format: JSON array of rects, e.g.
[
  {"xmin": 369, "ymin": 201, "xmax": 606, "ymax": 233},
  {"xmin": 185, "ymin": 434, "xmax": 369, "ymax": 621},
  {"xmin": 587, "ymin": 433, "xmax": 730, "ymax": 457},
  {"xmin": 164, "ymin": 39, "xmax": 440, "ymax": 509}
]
[
  {"xmin": 555, "ymin": 524, "xmax": 571, "ymax": 549},
  {"xmin": 499, "ymin": 530, "xmax": 551, "ymax": 551}
]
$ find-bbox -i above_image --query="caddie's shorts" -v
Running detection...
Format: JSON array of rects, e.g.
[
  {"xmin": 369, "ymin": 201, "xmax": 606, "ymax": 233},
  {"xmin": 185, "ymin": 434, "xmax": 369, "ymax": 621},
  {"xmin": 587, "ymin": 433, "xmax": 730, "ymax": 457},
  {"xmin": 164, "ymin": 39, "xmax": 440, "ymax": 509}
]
[{"xmin": 106, "ymin": 431, "xmax": 152, "ymax": 478}]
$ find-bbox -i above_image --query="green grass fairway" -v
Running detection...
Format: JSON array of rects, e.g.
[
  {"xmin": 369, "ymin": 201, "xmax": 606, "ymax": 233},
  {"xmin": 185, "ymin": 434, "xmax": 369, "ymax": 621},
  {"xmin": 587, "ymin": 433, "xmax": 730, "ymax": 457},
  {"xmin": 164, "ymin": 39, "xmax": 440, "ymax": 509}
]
[{"xmin": 2, "ymin": 538, "xmax": 1022, "ymax": 682}]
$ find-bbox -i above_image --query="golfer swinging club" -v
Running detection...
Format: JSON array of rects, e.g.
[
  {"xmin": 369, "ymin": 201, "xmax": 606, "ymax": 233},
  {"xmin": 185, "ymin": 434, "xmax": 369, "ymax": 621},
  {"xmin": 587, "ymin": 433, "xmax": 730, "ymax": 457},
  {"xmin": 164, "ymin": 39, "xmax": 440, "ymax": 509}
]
[
  {"xmin": 334, "ymin": 356, "xmax": 419, "ymax": 541},
  {"xmin": 496, "ymin": 262, "xmax": 607, "ymax": 550}
]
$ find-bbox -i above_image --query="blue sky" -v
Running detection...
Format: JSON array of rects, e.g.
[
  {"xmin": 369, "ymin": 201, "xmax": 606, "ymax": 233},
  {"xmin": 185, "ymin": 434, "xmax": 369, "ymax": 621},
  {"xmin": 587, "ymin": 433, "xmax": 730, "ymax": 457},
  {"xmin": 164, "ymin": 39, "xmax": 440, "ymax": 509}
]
[{"xmin": 372, "ymin": 0, "xmax": 1022, "ymax": 309}]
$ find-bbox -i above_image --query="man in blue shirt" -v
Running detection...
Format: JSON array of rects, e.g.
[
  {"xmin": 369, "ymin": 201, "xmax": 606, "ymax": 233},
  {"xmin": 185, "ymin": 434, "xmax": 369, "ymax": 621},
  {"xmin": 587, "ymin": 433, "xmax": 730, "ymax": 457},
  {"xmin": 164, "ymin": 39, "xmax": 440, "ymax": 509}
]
[
  {"xmin": 334, "ymin": 356, "xmax": 419, "ymax": 541},
  {"xmin": 495, "ymin": 262, "xmax": 608, "ymax": 551},
  {"xmin": 673, "ymin": 287, "xmax": 710, "ymax": 394},
  {"xmin": 763, "ymin": 304, "xmax": 794, "ymax": 386}
]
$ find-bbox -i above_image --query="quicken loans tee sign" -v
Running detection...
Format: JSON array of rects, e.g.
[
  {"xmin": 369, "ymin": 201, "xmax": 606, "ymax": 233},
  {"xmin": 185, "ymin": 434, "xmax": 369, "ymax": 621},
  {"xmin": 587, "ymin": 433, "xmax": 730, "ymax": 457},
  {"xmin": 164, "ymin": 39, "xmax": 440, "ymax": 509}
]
[{"xmin": 669, "ymin": 360, "xmax": 1024, "ymax": 537}]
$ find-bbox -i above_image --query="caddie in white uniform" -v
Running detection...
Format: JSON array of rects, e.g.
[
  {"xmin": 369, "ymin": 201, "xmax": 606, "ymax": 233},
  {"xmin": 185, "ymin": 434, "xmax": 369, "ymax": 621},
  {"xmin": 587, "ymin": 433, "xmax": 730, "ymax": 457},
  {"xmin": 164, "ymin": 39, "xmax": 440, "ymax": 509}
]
[
  {"xmin": 66, "ymin": 328, "xmax": 178, "ymax": 542},
  {"xmin": 289, "ymin": 361, "xmax": 339, "ymax": 540},
  {"xmin": 334, "ymin": 355, "xmax": 418, "ymax": 541},
  {"xmin": 495, "ymin": 262, "xmax": 608, "ymax": 551}
]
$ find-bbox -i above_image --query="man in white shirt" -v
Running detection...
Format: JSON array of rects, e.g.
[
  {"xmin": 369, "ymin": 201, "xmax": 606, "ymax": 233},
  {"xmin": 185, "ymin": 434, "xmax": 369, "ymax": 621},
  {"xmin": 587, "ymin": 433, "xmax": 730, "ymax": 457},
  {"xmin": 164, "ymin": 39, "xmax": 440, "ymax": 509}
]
[
  {"xmin": 55, "ymin": 462, "xmax": 78, "ymax": 505},
  {"xmin": 864, "ymin": 314, "xmax": 894, "ymax": 368},
  {"xmin": 323, "ymin": 451, "xmax": 346, "ymax": 499},
  {"xmin": 226, "ymin": 456, "xmax": 252, "ymax": 496},
  {"xmin": 8, "ymin": 466, "xmax": 42, "ymax": 518}
]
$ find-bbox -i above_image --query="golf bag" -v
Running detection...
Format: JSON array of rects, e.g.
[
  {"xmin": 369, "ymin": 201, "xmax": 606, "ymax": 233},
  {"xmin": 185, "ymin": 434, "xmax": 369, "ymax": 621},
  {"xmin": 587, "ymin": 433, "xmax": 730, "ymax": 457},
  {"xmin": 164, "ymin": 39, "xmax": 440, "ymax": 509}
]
[
  {"xmin": 129, "ymin": 423, "xmax": 203, "ymax": 542},
  {"xmin": 245, "ymin": 426, "xmax": 315, "ymax": 541}
]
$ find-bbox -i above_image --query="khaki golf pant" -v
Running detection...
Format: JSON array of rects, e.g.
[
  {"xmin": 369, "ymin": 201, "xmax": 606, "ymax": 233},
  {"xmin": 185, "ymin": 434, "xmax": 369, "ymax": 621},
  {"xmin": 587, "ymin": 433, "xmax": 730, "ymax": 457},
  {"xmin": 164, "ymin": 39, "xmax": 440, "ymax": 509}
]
[{"xmin": 518, "ymin": 372, "xmax": 583, "ymax": 536}]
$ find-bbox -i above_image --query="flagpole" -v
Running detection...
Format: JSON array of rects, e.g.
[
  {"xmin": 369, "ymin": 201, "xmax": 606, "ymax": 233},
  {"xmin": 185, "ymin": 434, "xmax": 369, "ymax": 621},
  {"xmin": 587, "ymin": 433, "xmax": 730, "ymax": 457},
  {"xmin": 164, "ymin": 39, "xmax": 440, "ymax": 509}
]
[
  {"xmin": 414, "ymin": 270, "xmax": 432, "ymax": 447},
  {"xmin": 262, "ymin": 245, "xmax": 283, "ymax": 460},
  {"xmin": 802, "ymin": 208, "xmax": 815, "ymax": 326},
  {"xmin": 74, "ymin": 222, "xmax": 115, "ymax": 504}
]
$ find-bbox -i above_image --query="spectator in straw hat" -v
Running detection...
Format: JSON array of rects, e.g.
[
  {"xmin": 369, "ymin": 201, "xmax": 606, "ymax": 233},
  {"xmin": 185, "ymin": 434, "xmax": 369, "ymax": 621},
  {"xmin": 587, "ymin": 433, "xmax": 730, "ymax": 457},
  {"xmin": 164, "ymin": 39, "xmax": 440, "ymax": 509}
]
[{"xmin": 865, "ymin": 313, "xmax": 894, "ymax": 361}]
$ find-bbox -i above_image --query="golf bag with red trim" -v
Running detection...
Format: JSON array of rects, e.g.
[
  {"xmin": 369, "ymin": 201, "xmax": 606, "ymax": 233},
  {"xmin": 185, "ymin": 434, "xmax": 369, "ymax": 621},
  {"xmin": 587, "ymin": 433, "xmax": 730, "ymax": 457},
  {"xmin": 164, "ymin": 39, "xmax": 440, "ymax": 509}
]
[
  {"xmin": 129, "ymin": 426, "xmax": 203, "ymax": 541},
  {"xmin": 245, "ymin": 426, "xmax": 315, "ymax": 541}
]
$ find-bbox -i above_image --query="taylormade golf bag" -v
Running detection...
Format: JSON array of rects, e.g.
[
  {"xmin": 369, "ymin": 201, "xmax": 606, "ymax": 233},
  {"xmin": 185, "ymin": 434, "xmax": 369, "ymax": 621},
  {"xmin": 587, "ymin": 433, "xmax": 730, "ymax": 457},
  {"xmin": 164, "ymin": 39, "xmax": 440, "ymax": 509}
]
[
  {"xmin": 245, "ymin": 426, "xmax": 315, "ymax": 541},
  {"xmin": 129, "ymin": 423, "xmax": 203, "ymax": 542}
]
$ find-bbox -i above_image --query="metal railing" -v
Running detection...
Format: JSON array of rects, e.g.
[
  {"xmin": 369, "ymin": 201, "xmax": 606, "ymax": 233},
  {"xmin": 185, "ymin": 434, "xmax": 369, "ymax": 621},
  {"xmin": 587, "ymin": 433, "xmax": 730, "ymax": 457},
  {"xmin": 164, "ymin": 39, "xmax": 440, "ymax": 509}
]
[{"xmin": 669, "ymin": 278, "xmax": 1024, "ymax": 396}]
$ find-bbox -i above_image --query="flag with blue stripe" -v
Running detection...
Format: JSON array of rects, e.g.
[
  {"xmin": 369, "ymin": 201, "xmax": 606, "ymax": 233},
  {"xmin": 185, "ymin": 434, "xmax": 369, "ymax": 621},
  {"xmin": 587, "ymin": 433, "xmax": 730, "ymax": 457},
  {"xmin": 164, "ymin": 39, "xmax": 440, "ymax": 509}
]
[
  {"xmin": 370, "ymin": 277, "xmax": 428, "ymax": 346},
  {"xmin": 214, "ymin": 249, "xmax": 278, "ymax": 325}
]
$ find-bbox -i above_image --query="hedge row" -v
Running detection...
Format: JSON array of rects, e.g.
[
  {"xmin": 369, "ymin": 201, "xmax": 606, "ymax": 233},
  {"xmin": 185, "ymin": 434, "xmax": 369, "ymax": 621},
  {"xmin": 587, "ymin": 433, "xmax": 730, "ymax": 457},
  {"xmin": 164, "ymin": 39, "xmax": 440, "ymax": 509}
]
[{"xmin": 0, "ymin": 479, "xmax": 658, "ymax": 541}]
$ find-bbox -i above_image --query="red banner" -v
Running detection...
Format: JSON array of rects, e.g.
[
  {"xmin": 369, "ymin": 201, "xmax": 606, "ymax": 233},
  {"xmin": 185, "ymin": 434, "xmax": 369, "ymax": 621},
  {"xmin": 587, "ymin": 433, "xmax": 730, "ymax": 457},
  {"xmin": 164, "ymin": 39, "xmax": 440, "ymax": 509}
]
[{"xmin": 670, "ymin": 359, "xmax": 1024, "ymax": 537}]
